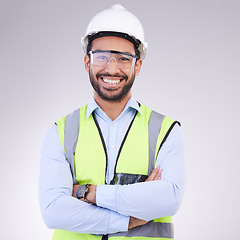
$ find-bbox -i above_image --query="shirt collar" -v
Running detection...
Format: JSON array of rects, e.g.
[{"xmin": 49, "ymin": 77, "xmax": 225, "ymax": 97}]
[{"xmin": 86, "ymin": 96, "xmax": 142, "ymax": 119}]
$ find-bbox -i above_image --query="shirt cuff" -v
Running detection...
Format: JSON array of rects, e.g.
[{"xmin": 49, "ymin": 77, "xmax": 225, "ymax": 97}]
[
  {"xmin": 108, "ymin": 208, "xmax": 129, "ymax": 233},
  {"xmin": 97, "ymin": 184, "xmax": 117, "ymax": 211},
  {"xmin": 97, "ymin": 185, "xmax": 129, "ymax": 233}
]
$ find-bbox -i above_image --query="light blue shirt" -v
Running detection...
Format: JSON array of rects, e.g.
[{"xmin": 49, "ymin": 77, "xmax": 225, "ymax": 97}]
[{"xmin": 38, "ymin": 97, "xmax": 186, "ymax": 235}]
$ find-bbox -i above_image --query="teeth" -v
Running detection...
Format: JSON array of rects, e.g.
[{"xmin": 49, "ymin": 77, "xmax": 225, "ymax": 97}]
[{"xmin": 102, "ymin": 78, "xmax": 120, "ymax": 84}]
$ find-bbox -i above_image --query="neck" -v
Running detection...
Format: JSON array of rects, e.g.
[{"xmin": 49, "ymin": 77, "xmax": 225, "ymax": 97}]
[{"xmin": 94, "ymin": 93, "xmax": 131, "ymax": 121}]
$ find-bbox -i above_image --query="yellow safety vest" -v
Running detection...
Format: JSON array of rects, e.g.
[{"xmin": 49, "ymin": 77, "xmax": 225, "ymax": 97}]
[{"xmin": 54, "ymin": 104, "xmax": 179, "ymax": 240}]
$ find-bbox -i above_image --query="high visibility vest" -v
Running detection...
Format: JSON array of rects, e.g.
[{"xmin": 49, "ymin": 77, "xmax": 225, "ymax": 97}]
[{"xmin": 54, "ymin": 104, "xmax": 180, "ymax": 240}]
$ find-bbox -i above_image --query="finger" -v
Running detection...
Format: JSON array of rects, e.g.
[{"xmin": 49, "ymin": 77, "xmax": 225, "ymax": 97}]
[
  {"xmin": 155, "ymin": 170, "xmax": 161, "ymax": 180},
  {"xmin": 153, "ymin": 168, "xmax": 163, "ymax": 180},
  {"xmin": 146, "ymin": 169, "xmax": 158, "ymax": 181},
  {"xmin": 158, "ymin": 169, "xmax": 163, "ymax": 180},
  {"xmin": 146, "ymin": 166, "xmax": 160, "ymax": 181}
]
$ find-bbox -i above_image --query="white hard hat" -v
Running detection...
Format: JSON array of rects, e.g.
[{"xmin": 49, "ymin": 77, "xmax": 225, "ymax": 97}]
[{"xmin": 81, "ymin": 4, "xmax": 148, "ymax": 59}]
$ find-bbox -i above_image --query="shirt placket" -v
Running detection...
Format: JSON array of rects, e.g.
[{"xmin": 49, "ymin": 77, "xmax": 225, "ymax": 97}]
[{"xmin": 107, "ymin": 121, "xmax": 118, "ymax": 184}]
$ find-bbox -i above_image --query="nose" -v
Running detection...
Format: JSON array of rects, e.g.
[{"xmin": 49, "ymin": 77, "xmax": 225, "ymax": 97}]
[{"xmin": 105, "ymin": 57, "xmax": 120, "ymax": 72}]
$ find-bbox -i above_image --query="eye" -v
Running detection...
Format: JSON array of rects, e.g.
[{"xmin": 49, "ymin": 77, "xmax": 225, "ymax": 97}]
[
  {"xmin": 96, "ymin": 54, "xmax": 108, "ymax": 60},
  {"xmin": 119, "ymin": 56, "xmax": 131, "ymax": 62}
]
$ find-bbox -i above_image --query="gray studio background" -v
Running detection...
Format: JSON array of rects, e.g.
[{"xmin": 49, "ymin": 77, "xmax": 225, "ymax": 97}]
[{"xmin": 1, "ymin": 0, "xmax": 239, "ymax": 239}]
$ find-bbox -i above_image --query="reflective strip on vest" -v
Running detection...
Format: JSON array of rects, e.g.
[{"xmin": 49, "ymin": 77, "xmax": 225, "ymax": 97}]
[
  {"xmin": 64, "ymin": 108, "xmax": 80, "ymax": 184},
  {"xmin": 55, "ymin": 104, "xmax": 179, "ymax": 240},
  {"xmin": 148, "ymin": 110, "xmax": 165, "ymax": 175},
  {"xmin": 109, "ymin": 221, "xmax": 174, "ymax": 239}
]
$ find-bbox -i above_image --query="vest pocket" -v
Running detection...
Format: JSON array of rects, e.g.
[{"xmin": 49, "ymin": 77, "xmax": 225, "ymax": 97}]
[{"xmin": 110, "ymin": 173, "xmax": 148, "ymax": 185}]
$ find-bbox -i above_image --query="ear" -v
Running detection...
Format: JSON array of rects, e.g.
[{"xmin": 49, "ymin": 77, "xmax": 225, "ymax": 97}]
[
  {"xmin": 84, "ymin": 54, "xmax": 90, "ymax": 72},
  {"xmin": 135, "ymin": 59, "xmax": 143, "ymax": 76}
]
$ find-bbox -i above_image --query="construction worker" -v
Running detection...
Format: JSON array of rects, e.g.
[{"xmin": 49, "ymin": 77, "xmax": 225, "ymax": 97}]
[{"xmin": 39, "ymin": 4, "xmax": 186, "ymax": 240}]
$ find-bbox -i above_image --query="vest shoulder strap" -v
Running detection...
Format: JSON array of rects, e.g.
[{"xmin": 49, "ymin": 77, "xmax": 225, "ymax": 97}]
[
  {"xmin": 148, "ymin": 110, "xmax": 180, "ymax": 175},
  {"xmin": 148, "ymin": 110, "xmax": 165, "ymax": 175},
  {"xmin": 56, "ymin": 108, "xmax": 80, "ymax": 184}
]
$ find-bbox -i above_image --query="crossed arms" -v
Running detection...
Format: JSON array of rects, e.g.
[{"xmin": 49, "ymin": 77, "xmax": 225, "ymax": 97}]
[
  {"xmin": 39, "ymin": 124, "xmax": 185, "ymax": 234},
  {"xmin": 72, "ymin": 166, "xmax": 162, "ymax": 229}
]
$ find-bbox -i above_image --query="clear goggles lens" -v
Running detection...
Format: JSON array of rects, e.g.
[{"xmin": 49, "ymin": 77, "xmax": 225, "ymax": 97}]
[{"xmin": 89, "ymin": 50, "xmax": 137, "ymax": 70}]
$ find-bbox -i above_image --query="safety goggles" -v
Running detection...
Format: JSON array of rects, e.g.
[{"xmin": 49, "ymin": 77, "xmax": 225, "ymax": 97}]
[{"xmin": 89, "ymin": 50, "xmax": 137, "ymax": 70}]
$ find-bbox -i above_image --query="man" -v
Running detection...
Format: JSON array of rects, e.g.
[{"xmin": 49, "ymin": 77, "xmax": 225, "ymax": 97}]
[{"xmin": 39, "ymin": 4, "xmax": 186, "ymax": 240}]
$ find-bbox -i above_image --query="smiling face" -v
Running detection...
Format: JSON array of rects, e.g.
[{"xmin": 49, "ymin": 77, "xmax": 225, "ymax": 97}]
[{"xmin": 84, "ymin": 36, "xmax": 142, "ymax": 103}]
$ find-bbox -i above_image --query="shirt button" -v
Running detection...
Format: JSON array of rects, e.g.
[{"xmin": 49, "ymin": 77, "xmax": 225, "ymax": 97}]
[
  {"xmin": 111, "ymin": 170, "xmax": 114, "ymax": 174},
  {"xmin": 111, "ymin": 145, "xmax": 115, "ymax": 149},
  {"xmin": 112, "ymin": 123, "xmax": 115, "ymax": 127}
]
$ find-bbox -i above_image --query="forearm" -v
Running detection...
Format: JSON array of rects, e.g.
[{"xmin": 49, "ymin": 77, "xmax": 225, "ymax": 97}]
[
  {"xmin": 96, "ymin": 180, "xmax": 182, "ymax": 221},
  {"xmin": 39, "ymin": 125, "xmax": 129, "ymax": 234},
  {"xmin": 39, "ymin": 188, "xmax": 129, "ymax": 234},
  {"xmin": 96, "ymin": 124, "xmax": 186, "ymax": 220}
]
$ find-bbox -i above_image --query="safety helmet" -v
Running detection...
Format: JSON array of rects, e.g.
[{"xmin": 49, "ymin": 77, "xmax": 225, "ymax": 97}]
[{"xmin": 81, "ymin": 4, "xmax": 148, "ymax": 59}]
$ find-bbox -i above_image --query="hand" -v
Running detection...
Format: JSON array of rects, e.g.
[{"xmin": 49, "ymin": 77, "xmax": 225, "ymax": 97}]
[
  {"xmin": 128, "ymin": 216, "xmax": 148, "ymax": 229},
  {"xmin": 145, "ymin": 165, "xmax": 163, "ymax": 181},
  {"xmin": 72, "ymin": 184, "xmax": 97, "ymax": 204},
  {"xmin": 72, "ymin": 184, "xmax": 80, "ymax": 198},
  {"xmin": 85, "ymin": 184, "xmax": 96, "ymax": 204}
]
